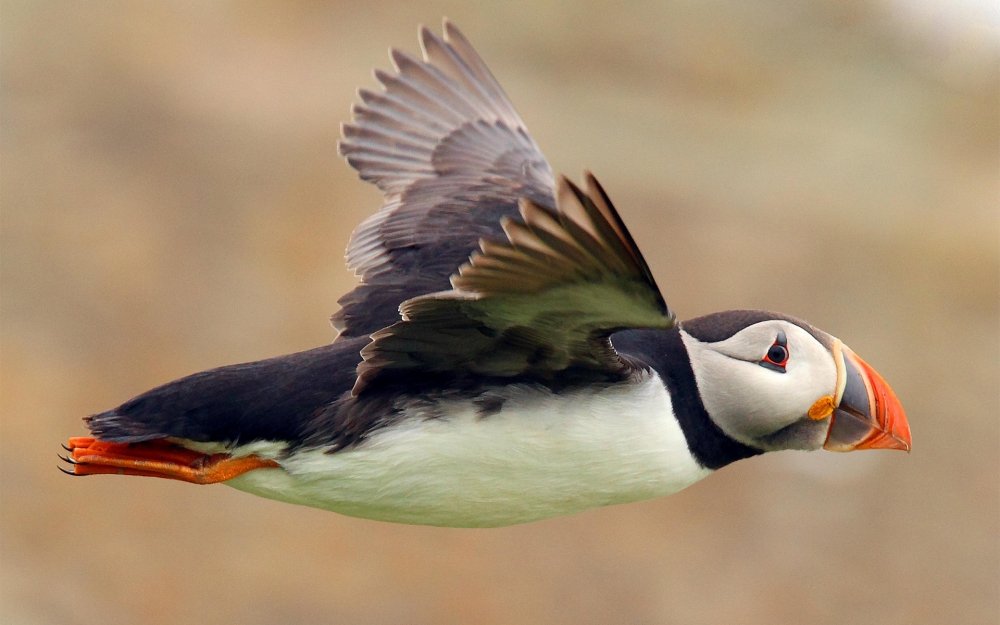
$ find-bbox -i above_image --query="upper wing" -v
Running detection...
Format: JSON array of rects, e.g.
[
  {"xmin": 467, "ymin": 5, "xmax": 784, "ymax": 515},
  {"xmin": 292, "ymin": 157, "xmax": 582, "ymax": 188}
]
[
  {"xmin": 334, "ymin": 20, "xmax": 556, "ymax": 339},
  {"xmin": 353, "ymin": 173, "xmax": 675, "ymax": 394}
]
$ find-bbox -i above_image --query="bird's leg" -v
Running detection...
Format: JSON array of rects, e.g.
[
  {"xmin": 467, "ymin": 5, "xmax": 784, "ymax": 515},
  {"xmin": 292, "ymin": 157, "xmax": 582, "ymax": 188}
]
[{"xmin": 62, "ymin": 437, "xmax": 280, "ymax": 484}]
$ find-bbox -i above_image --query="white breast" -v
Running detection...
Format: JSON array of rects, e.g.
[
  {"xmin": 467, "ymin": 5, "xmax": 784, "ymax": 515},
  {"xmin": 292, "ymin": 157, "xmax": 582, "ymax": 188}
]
[{"xmin": 224, "ymin": 372, "xmax": 711, "ymax": 527}]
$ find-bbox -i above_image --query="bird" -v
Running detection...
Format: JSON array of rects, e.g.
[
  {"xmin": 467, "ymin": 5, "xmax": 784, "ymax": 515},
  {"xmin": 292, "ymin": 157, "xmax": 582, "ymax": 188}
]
[{"xmin": 62, "ymin": 20, "xmax": 910, "ymax": 528}]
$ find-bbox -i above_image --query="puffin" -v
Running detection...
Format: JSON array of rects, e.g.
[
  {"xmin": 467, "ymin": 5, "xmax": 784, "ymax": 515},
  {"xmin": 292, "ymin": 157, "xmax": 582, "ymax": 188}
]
[{"xmin": 62, "ymin": 20, "xmax": 911, "ymax": 528}]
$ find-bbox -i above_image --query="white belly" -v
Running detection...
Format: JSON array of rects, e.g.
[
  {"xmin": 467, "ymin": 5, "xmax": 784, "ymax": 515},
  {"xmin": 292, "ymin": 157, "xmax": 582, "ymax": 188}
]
[{"xmin": 224, "ymin": 373, "xmax": 711, "ymax": 527}]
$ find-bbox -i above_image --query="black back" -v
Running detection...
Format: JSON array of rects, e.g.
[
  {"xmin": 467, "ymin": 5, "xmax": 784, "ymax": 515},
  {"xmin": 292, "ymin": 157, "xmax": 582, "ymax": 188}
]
[
  {"xmin": 85, "ymin": 334, "xmax": 629, "ymax": 451},
  {"xmin": 86, "ymin": 338, "xmax": 368, "ymax": 447}
]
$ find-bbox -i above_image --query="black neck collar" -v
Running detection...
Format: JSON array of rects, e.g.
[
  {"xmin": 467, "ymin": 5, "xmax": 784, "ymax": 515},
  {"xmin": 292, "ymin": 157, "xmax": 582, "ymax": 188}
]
[{"xmin": 611, "ymin": 328, "xmax": 762, "ymax": 470}]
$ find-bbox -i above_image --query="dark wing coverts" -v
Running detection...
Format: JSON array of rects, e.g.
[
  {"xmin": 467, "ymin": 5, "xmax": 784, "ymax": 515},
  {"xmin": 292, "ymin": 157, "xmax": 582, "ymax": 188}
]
[
  {"xmin": 335, "ymin": 20, "xmax": 556, "ymax": 338},
  {"xmin": 355, "ymin": 174, "xmax": 674, "ymax": 393}
]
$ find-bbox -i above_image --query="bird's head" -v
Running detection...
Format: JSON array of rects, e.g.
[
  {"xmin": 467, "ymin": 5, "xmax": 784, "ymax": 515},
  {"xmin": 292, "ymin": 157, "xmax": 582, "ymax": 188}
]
[{"xmin": 679, "ymin": 310, "xmax": 911, "ymax": 454}]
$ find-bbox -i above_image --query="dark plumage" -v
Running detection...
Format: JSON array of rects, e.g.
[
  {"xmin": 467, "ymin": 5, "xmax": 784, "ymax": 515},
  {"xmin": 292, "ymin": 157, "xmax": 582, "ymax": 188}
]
[{"xmin": 86, "ymin": 338, "xmax": 366, "ymax": 448}]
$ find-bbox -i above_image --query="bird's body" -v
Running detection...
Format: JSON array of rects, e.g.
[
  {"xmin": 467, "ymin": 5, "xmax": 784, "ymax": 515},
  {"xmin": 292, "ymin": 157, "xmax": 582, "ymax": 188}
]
[
  {"xmin": 63, "ymin": 20, "xmax": 910, "ymax": 526},
  {"xmin": 223, "ymin": 368, "xmax": 703, "ymax": 527},
  {"xmin": 80, "ymin": 327, "xmax": 725, "ymax": 527}
]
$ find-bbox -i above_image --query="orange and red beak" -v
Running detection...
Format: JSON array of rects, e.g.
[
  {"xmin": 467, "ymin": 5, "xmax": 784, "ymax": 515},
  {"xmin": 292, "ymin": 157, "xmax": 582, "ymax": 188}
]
[{"xmin": 823, "ymin": 344, "xmax": 911, "ymax": 452}]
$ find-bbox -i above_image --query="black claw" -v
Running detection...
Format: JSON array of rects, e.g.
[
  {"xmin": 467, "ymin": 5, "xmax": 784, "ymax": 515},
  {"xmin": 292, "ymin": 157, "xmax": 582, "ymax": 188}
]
[
  {"xmin": 58, "ymin": 465, "xmax": 84, "ymax": 476},
  {"xmin": 58, "ymin": 454, "xmax": 78, "ymax": 465},
  {"xmin": 61, "ymin": 443, "xmax": 72, "ymax": 452}
]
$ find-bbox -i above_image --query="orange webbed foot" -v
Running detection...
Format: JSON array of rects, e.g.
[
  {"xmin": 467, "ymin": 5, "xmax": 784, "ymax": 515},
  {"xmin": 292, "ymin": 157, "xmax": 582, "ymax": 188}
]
[{"xmin": 61, "ymin": 437, "xmax": 280, "ymax": 484}]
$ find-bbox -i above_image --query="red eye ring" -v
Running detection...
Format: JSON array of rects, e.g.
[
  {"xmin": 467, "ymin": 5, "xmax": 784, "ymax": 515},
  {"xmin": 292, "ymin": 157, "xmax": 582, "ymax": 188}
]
[{"xmin": 763, "ymin": 342, "xmax": 789, "ymax": 368}]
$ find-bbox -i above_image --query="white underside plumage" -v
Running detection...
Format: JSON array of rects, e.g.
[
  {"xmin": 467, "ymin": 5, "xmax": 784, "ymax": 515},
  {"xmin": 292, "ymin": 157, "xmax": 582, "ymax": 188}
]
[{"xmin": 218, "ymin": 372, "xmax": 710, "ymax": 527}]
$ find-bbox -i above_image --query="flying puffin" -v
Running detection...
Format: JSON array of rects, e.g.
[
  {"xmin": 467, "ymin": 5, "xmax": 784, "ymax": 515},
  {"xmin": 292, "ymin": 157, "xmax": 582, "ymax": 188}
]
[{"xmin": 62, "ymin": 20, "xmax": 910, "ymax": 528}]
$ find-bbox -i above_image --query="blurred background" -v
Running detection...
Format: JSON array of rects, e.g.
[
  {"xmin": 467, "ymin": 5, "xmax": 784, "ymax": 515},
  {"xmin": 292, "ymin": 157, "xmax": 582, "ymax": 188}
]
[{"xmin": 2, "ymin": 1, "xmax": 997, "ymax": 623}]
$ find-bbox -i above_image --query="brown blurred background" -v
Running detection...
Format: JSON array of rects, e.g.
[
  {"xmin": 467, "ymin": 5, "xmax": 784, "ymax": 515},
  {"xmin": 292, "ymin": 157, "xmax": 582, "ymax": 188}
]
[{"xmin": 2, "ymin": 1, "xmax": 997, "ymax": 624}]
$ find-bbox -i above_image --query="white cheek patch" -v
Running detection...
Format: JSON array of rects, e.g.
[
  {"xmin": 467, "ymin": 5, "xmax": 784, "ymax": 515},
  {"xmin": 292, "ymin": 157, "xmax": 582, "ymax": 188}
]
[{"xmin": 682, "ymin": 323, "xmax": 837, "ymax": 446}]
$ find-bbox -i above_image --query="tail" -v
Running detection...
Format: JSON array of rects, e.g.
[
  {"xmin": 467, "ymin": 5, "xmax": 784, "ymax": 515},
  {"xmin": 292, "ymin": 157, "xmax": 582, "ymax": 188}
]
[{"xmin": 60, "ymin": 341, "xmax": 363, "ymax": 482}]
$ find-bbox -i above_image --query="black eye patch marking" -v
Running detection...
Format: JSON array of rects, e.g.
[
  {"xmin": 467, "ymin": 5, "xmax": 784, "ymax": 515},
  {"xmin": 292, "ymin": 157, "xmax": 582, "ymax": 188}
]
[{"xmin": 760, "ymin": 332, "xmax": 789, "ymax": 373}]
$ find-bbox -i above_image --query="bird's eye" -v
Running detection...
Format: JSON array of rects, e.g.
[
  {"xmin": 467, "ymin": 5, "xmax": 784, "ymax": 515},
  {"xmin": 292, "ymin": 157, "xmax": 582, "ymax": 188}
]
[
  {"xmin": 766, "ymin": 344, "xmax": 788, "ymax": 365},
  {"xmin": 760, "ymin": 336, "xmax": 789, "ymax": 372}
]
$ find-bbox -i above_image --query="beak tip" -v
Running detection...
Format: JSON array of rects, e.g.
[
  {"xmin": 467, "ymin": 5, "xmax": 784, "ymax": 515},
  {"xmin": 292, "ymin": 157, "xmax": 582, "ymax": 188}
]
[
  {"xmin": 896, "ymin": 427, "xmax": 912, "ymax": 454},
  {"xmin": 825, "ymin": 346, "xmax": 911, "ymax": 454},
  {"xmin": 890, "ymin": 431, "xmax": 912, "ymax": 453}
]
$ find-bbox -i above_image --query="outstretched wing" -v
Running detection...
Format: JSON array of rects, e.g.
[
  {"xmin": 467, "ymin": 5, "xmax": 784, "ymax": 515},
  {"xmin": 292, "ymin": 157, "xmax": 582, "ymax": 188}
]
[
  {"xmin": 335, "ymin": 20, "xmax": 556, "ymax": 339},
  {"xmin": 354, "ymin": 173, "xmax": 675, "ymax": 394}
]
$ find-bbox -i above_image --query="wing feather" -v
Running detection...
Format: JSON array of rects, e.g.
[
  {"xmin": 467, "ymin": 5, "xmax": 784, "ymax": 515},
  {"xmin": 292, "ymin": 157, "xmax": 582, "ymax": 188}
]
[
  {"xmin": 354, "ymin": 174, "xmax": 675, "ymax": 394},
  {"xmin": 334, "ymin": 21, "xmax": 556, "ymax": 338}
]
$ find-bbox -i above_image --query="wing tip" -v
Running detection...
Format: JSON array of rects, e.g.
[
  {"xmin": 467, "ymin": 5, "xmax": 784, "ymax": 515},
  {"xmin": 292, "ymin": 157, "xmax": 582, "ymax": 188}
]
[
  {"xmin": 442, "ymin": 18, "xmax": 472, "ymax": 49},
  {"xmin": 390, "ymin": 47, "xmax": 420, "ymax": 72}
]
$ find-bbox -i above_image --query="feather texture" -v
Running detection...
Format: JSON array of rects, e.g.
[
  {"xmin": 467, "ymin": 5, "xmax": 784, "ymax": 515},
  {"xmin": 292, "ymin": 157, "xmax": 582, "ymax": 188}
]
[
  {"xmin": 353, "ymin": 175, "xmax": 675, "ymax": 394},
  {"xmin": 335, "ymin": 20, "xmax": 555, "ymax": 338}
]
